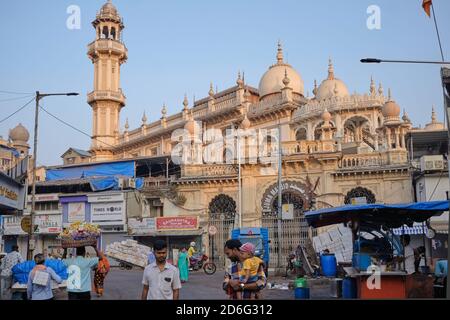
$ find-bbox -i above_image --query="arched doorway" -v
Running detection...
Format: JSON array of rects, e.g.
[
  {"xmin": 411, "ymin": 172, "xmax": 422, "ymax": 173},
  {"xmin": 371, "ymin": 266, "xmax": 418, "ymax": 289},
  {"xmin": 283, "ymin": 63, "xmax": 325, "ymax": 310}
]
[
  {"xmin": 208, "ymin": 194, "xmax": 237, "ymax": 268},
  {"xmin": 344, "ymin": 187, "xmax": 376, "ymax": 204},
  {"xmin": 261, "ymin": 181, "xmax": 315, "ymax": 269}
]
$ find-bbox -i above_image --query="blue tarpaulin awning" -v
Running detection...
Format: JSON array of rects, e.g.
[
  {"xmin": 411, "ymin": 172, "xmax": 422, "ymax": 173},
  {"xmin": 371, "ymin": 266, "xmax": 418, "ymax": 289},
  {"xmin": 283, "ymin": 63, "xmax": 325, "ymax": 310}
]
[
  {"xmin": 305, "ymin": 201, "xmax": 449, "ymax": 229},
  {"xmin": 46, "ymin": 161, "xmax": 135, "ymax": 181}
]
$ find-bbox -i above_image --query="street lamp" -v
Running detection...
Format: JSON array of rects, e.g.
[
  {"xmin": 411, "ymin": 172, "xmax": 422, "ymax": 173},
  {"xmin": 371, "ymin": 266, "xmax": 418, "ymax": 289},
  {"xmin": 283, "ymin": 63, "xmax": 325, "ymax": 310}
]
[
  {"xmin": 27, "ymin": 91, "xmax": 79, "ymax": 260},
  {"xmin": 361, "ymin": 57, "xmax": 450, "ymax": 299}
]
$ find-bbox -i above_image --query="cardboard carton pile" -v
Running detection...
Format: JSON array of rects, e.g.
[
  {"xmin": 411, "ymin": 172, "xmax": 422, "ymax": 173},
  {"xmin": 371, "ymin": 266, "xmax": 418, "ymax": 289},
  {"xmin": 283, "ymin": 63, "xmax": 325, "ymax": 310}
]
[
  {"xmin": 313, "ymin": 224, "xmax": 353, "ymax": 263},
  {"xmin": 105, "ymin": 240, "xmax": 150, "ymax": 268}
]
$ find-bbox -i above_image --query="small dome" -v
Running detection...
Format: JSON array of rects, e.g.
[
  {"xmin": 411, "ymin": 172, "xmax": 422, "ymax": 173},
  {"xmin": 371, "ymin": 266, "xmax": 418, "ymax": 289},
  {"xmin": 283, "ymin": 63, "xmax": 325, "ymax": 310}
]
[
  {"xmin": 9, "ymin": 123, "xmax": 30, "ymax": 142},
  {"xmin": 382, "ymin": 101, "xmax": 400, "ymax": 118},
  {"xmin": 321, "ymin": 108, "xmax": 332, "ymax": 122},
  {"xmin": 316, "ymin": 59, "xmax": 349, "ymax": 101},
  {"xmin": 258, "ymin": 42, "xmax": 304, "ymax": 100},
  {"xmin": 100, "ymin": 1, "xmax": 119, "ymax": 16}
]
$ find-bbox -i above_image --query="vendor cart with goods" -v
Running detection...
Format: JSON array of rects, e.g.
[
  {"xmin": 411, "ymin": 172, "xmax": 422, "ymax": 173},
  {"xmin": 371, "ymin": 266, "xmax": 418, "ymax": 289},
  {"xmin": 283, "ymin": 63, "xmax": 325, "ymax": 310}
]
[
  {"xmin": 105, "ymin": 239, "xmax": 151, "ymax": 269},
  {"xmin": 301, "ymin": 200, "xmax": 448, "ymax": 300}
]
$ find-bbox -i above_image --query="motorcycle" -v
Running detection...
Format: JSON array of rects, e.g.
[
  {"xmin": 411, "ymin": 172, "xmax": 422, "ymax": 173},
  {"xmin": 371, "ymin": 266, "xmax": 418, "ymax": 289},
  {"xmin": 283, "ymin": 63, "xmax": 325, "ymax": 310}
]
[{"xmin": 189, "ymin": 254, "xmax": 217, "ymax": 275}]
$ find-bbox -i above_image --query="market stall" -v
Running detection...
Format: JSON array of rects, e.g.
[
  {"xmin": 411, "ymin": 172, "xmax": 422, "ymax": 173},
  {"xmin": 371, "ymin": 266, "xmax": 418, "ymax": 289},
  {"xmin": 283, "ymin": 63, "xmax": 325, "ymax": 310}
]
[{"xmin": 304, "ymin": 201, "xmax": 448, "ymax": 299}]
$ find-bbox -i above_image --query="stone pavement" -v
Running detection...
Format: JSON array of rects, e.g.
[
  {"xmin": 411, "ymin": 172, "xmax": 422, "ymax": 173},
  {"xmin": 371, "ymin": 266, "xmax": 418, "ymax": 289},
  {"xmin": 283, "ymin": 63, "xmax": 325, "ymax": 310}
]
[{"xmin": 53, "ymin": 268, "xmax": 294, "ymax": 300}]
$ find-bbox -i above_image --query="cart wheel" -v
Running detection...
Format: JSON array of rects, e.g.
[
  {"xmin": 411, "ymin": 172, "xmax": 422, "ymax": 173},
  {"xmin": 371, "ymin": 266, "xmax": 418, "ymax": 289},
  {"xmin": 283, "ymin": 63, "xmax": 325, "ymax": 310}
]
[{"xmin": 203, "ymin": 262, "xmax": 216, "ymax": 275}]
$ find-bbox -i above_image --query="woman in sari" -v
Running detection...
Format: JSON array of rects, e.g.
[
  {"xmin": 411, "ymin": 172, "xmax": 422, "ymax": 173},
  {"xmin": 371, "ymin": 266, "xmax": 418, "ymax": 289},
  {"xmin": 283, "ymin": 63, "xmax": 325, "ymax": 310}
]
[
  {"xmin": 93, "ymin": 256, "xmax": 110, "ymax": 297},
  {"xmin": 178, "ymin": 248, "xmax": 189, "ymax": 283}
]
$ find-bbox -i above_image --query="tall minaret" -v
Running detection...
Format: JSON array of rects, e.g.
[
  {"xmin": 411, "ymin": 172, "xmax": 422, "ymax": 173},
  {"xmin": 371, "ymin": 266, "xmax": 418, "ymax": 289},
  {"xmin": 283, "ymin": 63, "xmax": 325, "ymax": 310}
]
[{"xmin": 87, "ymin": 0, "xmax": 128, "ymax": 161}]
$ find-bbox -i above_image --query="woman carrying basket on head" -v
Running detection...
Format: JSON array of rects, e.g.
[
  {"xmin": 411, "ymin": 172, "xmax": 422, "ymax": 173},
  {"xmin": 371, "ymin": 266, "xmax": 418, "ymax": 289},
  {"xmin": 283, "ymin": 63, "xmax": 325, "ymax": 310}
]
[{"xmin": 93, "ymin": 255, "xmax": 110, "ymax": 297}]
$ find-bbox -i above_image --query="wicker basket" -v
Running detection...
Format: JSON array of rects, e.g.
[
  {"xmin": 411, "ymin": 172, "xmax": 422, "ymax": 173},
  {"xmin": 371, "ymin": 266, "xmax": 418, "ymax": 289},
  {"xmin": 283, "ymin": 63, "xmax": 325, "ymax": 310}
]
[{"xmin": 61, "ymin": 238, "xmax": 98, "ymax": 248}]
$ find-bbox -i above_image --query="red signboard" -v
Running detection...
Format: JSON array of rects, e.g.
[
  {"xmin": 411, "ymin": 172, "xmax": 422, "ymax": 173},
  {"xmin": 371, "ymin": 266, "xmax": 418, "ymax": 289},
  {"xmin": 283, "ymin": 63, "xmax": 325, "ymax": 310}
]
[{"xmin": 156, "ymin": 216, "xmax": 199, "ymax": 231}]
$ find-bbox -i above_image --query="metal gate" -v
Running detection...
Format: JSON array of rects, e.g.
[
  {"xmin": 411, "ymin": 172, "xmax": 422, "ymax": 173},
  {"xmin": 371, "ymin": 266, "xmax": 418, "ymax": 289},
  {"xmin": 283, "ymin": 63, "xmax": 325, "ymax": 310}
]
[
  {"xmin": 262, "ymin": 215, "xmax": 316, "ymax": 269},
  {"xmin": 208, "ymin": 217, "xmax": 235, "ymax": 269}
]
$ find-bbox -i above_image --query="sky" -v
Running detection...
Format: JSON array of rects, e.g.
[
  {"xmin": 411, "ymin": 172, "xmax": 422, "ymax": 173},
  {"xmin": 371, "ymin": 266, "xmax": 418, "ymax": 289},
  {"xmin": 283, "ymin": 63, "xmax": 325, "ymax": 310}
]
[{"xmin": 1, "ymin": 0, "xmax": 449, "ymax": 166}]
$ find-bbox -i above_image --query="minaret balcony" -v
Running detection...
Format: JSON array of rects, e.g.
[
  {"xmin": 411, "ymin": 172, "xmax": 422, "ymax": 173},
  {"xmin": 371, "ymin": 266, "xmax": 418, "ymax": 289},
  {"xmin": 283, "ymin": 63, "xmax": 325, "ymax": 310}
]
[
  {"xmin": 87, "ymin": 39, "xmax": 128, "ymax": 61},
  {"xmin": 87, "ymin": 90, "xmax": 126, "ymax": 106}
]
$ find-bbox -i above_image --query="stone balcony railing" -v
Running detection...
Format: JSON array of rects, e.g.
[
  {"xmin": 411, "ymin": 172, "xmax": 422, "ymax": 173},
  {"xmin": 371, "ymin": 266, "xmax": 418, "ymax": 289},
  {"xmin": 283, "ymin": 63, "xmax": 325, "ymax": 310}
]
[
  {"xmin": 338, "ymin": 153, "xmax": 385, "ymax": 169},
  {"xmin": 87, "ymin": 90, "xmax": 126, "ymax": 105},
  {"xmin": 182, "ymin": 164, "xmax": 238, "ymax": 178},
  {"xmin": 143, "ymin": 177, "xmax": 172, "ymax": 189},
  {"xmin": 87, "ymin": 39, "xmax": 128, "ymax": 58}
]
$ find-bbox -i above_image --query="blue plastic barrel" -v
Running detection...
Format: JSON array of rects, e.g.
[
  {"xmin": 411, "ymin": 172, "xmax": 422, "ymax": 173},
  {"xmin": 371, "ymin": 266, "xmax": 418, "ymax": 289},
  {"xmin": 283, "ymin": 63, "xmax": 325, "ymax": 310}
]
[
  {"xmin": 320, "ymin": 254, "xmax": 337, "ymax": 277},
  {"xmin": 352, "ymin": 253, "xmax": 371, "ymax": 271},
  {"xmin": 294, "ymin": 287, "xmax": 310, "ymax": 299},
  {"xmin": 342, "ymin": 277, "xmax": 357, "ymax": 299}
]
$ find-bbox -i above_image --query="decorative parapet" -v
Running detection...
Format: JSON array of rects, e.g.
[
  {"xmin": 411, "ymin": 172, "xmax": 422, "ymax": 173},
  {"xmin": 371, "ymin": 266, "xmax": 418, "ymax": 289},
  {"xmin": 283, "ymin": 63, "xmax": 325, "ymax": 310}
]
[
  {"xmin": 293, "ymin": 94, "xmax": 385, "ymax": 121},
  {"xmin": 87, "ymin": 90, "xmax": 126, "ymax": 106}
]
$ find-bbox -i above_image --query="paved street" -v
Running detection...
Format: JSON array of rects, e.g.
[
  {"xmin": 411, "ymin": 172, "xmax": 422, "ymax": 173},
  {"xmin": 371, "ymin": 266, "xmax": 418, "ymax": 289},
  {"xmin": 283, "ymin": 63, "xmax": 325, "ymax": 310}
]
[{"xmin": 54, "ymin": 268, "xmax": 294, "ymax": 300}]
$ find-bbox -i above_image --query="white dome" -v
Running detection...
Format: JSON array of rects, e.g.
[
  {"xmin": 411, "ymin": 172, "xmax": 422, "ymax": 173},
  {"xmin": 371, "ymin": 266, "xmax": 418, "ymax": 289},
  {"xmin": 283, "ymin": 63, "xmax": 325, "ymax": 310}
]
[
  {"xmin": 316, "ymin": 60, "xmax": 349, "ymax": 101},
  {"xmin": 9, "ymin": 123, "xmax": 30, "ymax": 142},
  {"xmin": 258, "ymin": 43, "xmax": 304, "ymax": 100}
]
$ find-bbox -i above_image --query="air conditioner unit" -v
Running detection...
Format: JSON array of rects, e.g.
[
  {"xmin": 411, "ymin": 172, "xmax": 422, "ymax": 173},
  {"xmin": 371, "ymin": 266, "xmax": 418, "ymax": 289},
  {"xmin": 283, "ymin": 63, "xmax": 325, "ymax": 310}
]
[
  {"xmin": 420, "ymin": 155, "xmax": 445, "ymax": 172},
  {"xmin": 122, "ymin": 178, "xmax": 136, "ymax": 189},
  {"xmin": 117, "ymin": 178, "xmax": 125, "ymax": 189}
]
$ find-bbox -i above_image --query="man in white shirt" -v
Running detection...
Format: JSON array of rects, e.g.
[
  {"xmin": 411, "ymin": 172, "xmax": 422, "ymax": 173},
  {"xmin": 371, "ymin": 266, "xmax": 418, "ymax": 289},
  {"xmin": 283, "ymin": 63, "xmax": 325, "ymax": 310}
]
[
  {"xmin": 401, "ymin": 235, "xmax": 416, "ymax": 275},
  {"xmin": 141, "ymin": 240, "xmax": 181, "ymax": 300}
]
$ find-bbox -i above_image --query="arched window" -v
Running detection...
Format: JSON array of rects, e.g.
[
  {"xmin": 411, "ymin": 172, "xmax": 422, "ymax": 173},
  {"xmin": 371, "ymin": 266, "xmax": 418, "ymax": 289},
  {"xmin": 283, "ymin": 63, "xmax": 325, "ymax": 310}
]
[
  {"xmin": 110, "ymin": 27, "xmax": 116, "ymax": 40},
  {"xmin": 296, "ymin": 128, "xmax": 307, "ymax": 141},
  {"xmin": 209, "ymin": 194, "xmax": 236, "ymax": 219},
  {"xmin": 102, "ymin": 26, "xmax": 109, "ymax": 39},
  {"xmin": 344, "ymin": 187, "xmax": 376, "ymax": 205},
  {"xmin": 269, "ymin": 191, "xmax": 305, "ymax": 217}
]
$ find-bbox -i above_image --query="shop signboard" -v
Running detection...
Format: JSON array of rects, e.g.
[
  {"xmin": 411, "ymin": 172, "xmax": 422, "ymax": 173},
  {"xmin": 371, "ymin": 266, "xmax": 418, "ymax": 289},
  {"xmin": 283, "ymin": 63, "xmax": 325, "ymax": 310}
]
[
  {"xmin": 3, "ymin": 215, "xmax": 28, "ymax": 235},
  {"xmin": 89, "ymin": 193, "xmax": 126, "ymax": 226},
  {"xmin": 34, "ymin": 214, "xmax": 62, "ymax": 234},
  {"xmin": 91, "ymin": 202, "xmax": 125, "ymax": 226},
  {"xmin": 156, "ymin": 216, "xmax": 199, "ymax": 231},
  {"xmin": 68, "ymin": 202, "xmax": 86, "ymax": 223},
  {"xmin": 0, "ymin": 173, "xmax": 25, "ymax": 211},
  {"xmin": 128, "ymin": 218, "xmax": 156, "ymax": 235},
  {"xmin": 27, "ymin": 193, "xmax": 59, "ymax": 203}
]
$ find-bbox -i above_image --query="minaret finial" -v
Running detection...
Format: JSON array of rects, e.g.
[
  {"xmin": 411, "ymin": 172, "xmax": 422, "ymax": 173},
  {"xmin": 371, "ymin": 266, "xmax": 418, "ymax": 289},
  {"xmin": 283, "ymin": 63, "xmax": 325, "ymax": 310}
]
[
  {"xmin": 378, "ymin": 82, "xmax": 384, "ymax": 96},
  {"xmin": 237, "ymin": 70, "xmax": 244, "ymax": 87},
  {"xmin": 142, "ymin": 111, "xmax": 147, "ymax": 124},
  {"xmin": 283, "ymin": 68, "xmax": 290, "ymax": 87},
  {"xmin": 313, "ymin": 80, "xmax": 318, "ymax": 96},
  {"xmin": 328, "ymin": 58, "xmax": 335, "ymax": 80},
  {"xmin": 209, "ymin": 83, "xmax": 215, "ymax": 97},
  {"xmin": 183, "ymin": 94, "xmax": 189, "ymax": 111},
  {"xmin": 431, "ymin": 106, "xmax": 437, "ymax": 123},
  {"xmin": 388, "ymin": 88, "xmax": 392, "ymax": 101},
  {"xmin": 370, "ymin": 76, "xmax": 376, "ymax": 95},
  {"xmin": 277, "ymin": 40, "xmax": 284, "ymax": 64},
  {"xmin": 161, "ymin": 103, "xmax": 167, "ymax": 118},
  {"xmin": 125, "ymin": 118, "xmax": 129, "ymax": 131}
]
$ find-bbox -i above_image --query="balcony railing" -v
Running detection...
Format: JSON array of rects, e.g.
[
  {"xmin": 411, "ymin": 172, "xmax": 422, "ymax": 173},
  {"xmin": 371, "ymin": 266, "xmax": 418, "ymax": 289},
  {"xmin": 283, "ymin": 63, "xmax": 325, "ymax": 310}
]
[
  {"xmin": 338, "ymin": 154, "xmax": 384, "ymax": 169},
  {"xmin": 87, "ymin": 90, "xmax": 126, "ymax": 105},
  {"xmin": 87, "ymin": 39, "xmax": 127, "ymax": 56}
]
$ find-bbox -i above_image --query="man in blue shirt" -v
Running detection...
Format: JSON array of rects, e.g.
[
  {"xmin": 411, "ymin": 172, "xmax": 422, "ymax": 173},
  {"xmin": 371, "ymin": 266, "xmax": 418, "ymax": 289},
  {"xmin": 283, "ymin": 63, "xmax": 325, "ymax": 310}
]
[
  {"xmin": 63, "ymin": 246, "xmax": 103, "ymax": 300},
  {"xmin": 27, "ymin": 253, "xmax": 62, "ymax": 300}
]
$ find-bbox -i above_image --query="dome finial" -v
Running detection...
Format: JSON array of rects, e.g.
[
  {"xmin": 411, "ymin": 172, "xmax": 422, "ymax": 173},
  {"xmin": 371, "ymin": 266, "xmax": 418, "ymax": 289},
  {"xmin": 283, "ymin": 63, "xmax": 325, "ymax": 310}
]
[
  {"xmin": 370, "ymin": 76, "xmax": 376, "ymax": 95},
  {"xmin": 328, "ymin": 58, "xmax": 335, "ymax": 80},
  {"xmin": 313, "ymin": 79, "xmax": 318, "ymax": 96},
  {"xmin": 142, "ymin": 111, "xmax": 147, "ymax": 124},
  {"xmin": 209, "ymin": 83, "xmax": 215, "ymax": 97},
  {"xmin": 388, "ymin": 88, "xmax": 392, "ymax": 101},
  {"xmin": 277, "ymin": 40, "xmax": 284, "ymax": 64}
]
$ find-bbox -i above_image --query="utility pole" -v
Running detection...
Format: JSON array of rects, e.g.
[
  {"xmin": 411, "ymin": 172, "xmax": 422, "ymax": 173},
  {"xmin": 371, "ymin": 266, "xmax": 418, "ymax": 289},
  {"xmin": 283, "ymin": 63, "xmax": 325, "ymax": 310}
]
[
  {"xmin": 277, "ymin": 123, "xmax": 283, "ymax": 273},
  {"xmin": 27, "ymin": 91, "xmax": 79, "ymax": 260}
]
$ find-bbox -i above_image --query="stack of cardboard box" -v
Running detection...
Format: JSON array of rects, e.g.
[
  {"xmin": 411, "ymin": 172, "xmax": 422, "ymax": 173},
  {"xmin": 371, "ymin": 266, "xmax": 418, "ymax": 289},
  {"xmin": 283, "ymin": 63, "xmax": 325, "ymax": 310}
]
[
  {"xmin": 312, "ymin": 224, "xmax": 353, "ymax": 263},
  {"xmin": 106, "ymin": 239, "xmax": 150, "ymax": 268}
]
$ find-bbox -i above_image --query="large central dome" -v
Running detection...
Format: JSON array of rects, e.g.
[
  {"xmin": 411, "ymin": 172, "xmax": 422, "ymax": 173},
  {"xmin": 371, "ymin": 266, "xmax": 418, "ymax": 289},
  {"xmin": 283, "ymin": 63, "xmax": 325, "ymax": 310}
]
[{"xmin": 258, "ymin": 43, "xmax": 304, "ymax": 100}]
